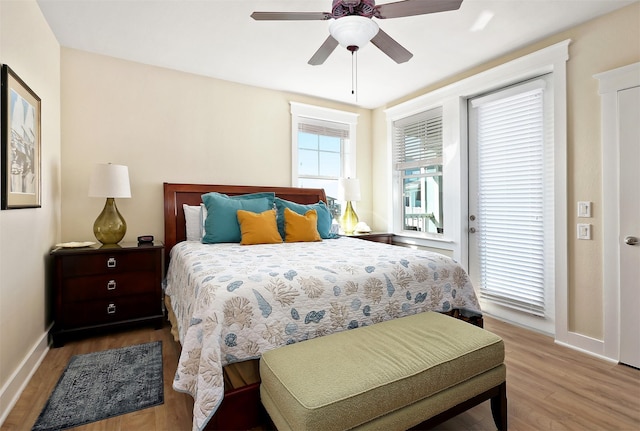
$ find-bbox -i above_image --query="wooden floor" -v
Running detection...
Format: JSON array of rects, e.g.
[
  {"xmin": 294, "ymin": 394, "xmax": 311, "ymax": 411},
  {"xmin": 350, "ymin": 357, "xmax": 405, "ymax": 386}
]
[{"xmin": 2, "ymin": 317, "xmax": 639, "ymax": 431}]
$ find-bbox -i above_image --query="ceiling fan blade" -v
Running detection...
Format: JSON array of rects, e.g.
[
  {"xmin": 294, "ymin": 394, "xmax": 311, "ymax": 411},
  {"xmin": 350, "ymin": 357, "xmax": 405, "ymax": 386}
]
[
  {"xmin": 251, "ymin": 11, "xmax": 332, "ymax": 21},
  {"xmin": 371, "ymin": 29, "xmax": 413, "ymax": 63},
  {"xmin": 376, "ymin": 0, "xmax": 463, "ymax": 19},
  {"xmin": 308, "ymin": 36, "xmax": 340, "ymax": 66}
]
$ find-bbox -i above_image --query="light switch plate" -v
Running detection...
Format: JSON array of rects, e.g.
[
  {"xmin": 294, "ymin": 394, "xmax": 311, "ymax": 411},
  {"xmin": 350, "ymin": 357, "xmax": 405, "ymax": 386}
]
[
  {"xmin": 577, "ymin": 223, "xmax": 591, "ymax": 240},
  {"xmin": 578, "ymin": 201, "xmax": 592, "ymax": 218}
]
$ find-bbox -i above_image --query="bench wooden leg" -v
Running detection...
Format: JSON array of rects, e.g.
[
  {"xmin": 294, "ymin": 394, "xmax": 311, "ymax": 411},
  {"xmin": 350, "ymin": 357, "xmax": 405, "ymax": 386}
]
[
  {"xmin": 490, "ymin": 382, "xmax": 508, "ymax": 431},
  {"xmin": 408, "ymin": 381, "xmax": 507, "ymax": 430}
]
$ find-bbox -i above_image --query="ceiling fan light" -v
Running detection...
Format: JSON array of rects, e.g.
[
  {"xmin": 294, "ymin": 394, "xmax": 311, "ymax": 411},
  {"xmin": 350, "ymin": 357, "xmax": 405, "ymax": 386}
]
[{"xmin": 329, "ymin": 16, "xmax": 379, "ymax": 49}]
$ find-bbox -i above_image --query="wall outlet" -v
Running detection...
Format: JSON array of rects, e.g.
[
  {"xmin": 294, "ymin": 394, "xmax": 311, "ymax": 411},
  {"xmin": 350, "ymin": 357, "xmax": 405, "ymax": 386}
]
[{"xmin": 577, "ymin": 223, "xmax": 591, "ymax": 240}]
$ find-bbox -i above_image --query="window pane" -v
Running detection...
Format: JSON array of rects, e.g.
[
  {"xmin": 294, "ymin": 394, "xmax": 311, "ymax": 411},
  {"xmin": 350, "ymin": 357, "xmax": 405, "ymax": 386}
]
[
  {"xmin": 425, "ymin": 175, "xmax": 443, "ymax": 233},
  {"xmin": 297, "ymin": 178, "xmax": 341, "ymax": 219},
  {"xmin": 425, "ymin": 165, "xmax": 442, "ymax": 174},
  {"xmin": 298, "ymin": 149, "xmax": 318, "ymax": 176},
  {"xmin": 402, "ymin": 172, "xmax": 443, "ymax": 234},
  {"xmin": 319, "ymin": 135, "xmax": 341, "ymax": 152},
  {"xmin": 298, "ymin": 132, "xmax": 318, "ymax": 150},
  {"xmin": 319, "ymin": 152, "xmax": 341, "ymax": 177},
  {"xmin": 403, "ymin": 177, "xmax": 422, "ymax": 231}
]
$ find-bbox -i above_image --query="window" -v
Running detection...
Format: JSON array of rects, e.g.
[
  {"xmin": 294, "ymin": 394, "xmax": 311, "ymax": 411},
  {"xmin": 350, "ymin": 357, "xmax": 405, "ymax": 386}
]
[
  {"xmin": 392, "ymin": 107, "xmax": 443, "ymax": 235},
  {"xmin": 291, "ymin": 102, "xmax": 358, "ymax": 218},
  {"xmin": 297, "ymin": 119, "xmax": 347, "ymax": 192}
]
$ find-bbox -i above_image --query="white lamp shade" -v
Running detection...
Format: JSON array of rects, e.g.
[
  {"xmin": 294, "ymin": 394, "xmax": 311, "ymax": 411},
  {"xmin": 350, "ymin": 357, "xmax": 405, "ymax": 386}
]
[
  {"xmin": 89, "ymin": 163, "xmax": 131, "ymax": 198},
  {"xmin": 338, "ymin": 178, "xmax": 361, "ymax": 202},
  {"xmin": 329, "ymin": 16, "xmax": 379, "ymax": 49}
]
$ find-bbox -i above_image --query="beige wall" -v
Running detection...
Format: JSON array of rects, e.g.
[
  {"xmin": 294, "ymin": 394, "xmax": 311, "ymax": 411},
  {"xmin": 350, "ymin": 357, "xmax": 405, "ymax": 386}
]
[
  {"xmin": 372, "ymin": 3, "xmax": 640, "ymax": 339},
  {"xmin": 60, "ymin": 49, "xmax": 372, "ymax": 244},
  {"xmin": 0, "ymin": 0, "xmax": 61, "ymax": 419}
]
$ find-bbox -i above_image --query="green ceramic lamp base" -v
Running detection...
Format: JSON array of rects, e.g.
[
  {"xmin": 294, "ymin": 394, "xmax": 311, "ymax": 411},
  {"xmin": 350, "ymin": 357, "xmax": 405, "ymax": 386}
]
[
  {"xmin": 340, "ymin": 201, "xmax": 359, "ymax": 235},
  {"xmin": 93, "ymin": 198, "xmax": 127, "ymax": 245}
]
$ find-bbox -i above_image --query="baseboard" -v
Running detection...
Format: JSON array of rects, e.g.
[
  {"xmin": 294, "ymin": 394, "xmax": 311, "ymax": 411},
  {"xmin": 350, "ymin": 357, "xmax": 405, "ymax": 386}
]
[
  {"xmin": 555, "ymin": 331, "xmax": 617, "ymax": 363},
  {"xmin": 0, "ymin": 329, "xmax": 51, "ymax": 426},
  {"xmin": 488, "ymin": 313, "xmax": 617, "ymax": 363}
]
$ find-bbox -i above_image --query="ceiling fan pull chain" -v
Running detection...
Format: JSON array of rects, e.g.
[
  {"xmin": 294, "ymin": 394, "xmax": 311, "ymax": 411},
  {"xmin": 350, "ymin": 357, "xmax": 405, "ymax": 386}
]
[
  {"xmin": 351, "ymin": 50, "xmax": 355, "ymax": 95},
  {"xmin": 351, "ymin": 49, "xmax": 358, "ymax": 101}
]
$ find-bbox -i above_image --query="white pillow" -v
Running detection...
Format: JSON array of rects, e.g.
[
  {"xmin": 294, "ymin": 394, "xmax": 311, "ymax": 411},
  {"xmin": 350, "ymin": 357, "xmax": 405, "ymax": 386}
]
[
  {"xmin": 201, "ymin": 205, "xmax": 208, "ymax": 236},
  {"xmin": 183, "ymin": 204, "xmax": 205, "ymax": 241}
]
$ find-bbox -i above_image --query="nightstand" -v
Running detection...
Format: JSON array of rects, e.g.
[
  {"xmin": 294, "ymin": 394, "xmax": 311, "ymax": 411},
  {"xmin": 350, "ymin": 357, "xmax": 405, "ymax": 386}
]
[
  {"xmin": 50, "ymin": 241, "xmax": 164, "ymax": 347},
  {"xmin": 348, "ymin": 232, "xmax": 395, "ymax": 244}
]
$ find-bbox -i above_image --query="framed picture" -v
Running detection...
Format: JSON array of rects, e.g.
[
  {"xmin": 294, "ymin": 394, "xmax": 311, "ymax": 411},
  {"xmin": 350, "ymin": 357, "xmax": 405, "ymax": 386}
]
[{"xmin": 1, "ymin": 64, "xmax": 41, "ymax": 209}]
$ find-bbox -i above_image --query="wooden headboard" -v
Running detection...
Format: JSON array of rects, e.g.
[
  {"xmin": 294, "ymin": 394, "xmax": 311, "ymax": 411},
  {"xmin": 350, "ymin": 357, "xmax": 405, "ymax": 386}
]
[{"xmin": 163, "ymin": 183, "xmax": 327, "ymax": 262}]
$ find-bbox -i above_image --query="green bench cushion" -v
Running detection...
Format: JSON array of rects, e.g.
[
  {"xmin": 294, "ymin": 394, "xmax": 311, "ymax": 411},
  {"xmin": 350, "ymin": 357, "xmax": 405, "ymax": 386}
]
[
  {"xmin": 261, "ymin": 365, "xmax": 506, "ymax": 431},
  {"xmin": 260, "ymin": 311, "xmax": 504, "ymax": 431}
]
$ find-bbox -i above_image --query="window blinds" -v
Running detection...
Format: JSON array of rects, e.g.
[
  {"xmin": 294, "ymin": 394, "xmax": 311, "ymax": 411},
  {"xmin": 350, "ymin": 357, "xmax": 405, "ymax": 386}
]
[
  {"xmin": 393, "ymin": 107, "xmax": 443, "ymax": 171},
  {"xmin": 471, "ymin": 83, "xmax": 546, "ymax": 316},
  {"xmin": 298, "ymin": 118, "xmax": 350, "ymax": 138}
]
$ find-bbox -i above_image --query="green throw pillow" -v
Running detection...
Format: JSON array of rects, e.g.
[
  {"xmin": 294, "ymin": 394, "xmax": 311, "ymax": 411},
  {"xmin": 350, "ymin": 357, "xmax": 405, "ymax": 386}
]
[
  {"xmin": 274, "ymin": 198, "xmax": 336, "ymax": 240},
  {"xmin": 202, "ymin": 192, "xmax": 276, "ymax": 243}
]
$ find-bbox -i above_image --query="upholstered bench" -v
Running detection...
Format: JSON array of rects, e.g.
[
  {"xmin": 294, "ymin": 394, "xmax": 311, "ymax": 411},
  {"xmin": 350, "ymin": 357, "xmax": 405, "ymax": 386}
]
[{"xmin": 260, "ymin": 311, "xmax": 507, "ymax": 431}]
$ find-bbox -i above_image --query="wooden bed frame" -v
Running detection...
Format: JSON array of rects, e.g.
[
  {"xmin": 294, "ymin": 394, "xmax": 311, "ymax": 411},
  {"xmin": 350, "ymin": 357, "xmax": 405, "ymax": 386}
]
[
  {"xmin": 163, "ymin": 182, "xmax": 485, "ymax": 430},
  {"xmin": 163, "ymin": 182, "xmax": 328, "ymax": 430}
]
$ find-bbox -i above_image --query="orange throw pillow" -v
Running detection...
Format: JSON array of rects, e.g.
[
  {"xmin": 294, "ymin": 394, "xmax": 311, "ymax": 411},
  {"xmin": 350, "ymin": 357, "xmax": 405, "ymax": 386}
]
[
  {"xmin": 236, "ymin": 209, "xmax": 283, "ymax": 245},
  {"xmin": 284, "ymin": 207, "xmax": 322, "ymax": 243}
]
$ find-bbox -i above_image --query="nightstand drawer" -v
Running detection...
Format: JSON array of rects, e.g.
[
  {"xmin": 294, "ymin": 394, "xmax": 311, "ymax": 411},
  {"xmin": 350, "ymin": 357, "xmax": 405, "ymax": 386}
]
[
  {"xmin": 61, "ymin": 251, "xmax": 157, "ymax": 277},
  {"xmin": 63, "ymin": 294, "xmax": 160, "ymax": 327},
  {"xmin": 63, "ymin": 272, "xmax": 157, "ymax": 302}
]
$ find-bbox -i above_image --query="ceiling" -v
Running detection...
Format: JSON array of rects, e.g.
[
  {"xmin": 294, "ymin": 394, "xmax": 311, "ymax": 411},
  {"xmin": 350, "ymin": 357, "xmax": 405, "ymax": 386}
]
[{"xmin": 37, "ymin": 0, "xmax": 636, "ymax": 109}]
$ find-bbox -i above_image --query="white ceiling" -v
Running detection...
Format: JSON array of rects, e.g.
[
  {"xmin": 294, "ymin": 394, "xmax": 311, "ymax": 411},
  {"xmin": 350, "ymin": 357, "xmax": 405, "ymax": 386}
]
[{"xmin": 37, "ymin": 0, "xmax": 636, "ymax": 109}]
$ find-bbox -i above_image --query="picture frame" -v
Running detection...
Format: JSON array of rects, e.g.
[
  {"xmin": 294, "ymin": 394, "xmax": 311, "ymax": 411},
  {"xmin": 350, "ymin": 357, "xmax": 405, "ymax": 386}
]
[{"xmin": 1, "ymin": 64, "xmax": 41, "ymax": 209}]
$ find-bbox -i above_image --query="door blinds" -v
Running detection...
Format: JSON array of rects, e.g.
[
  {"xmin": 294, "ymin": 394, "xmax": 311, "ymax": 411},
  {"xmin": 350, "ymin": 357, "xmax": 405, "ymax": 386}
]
[{"xmin": 470, "ymin": 80, "xmax": 547, "ymax": 316}]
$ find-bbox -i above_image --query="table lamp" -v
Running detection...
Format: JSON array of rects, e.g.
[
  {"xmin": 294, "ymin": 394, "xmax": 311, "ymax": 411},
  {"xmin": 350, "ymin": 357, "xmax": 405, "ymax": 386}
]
[
  {"xmin": 89, "ymin": 163, "xmax": 131, "ymax": 245},
  {"xmin": 338, "ymin": 177, "xmax": 361, "ymax": 235}
]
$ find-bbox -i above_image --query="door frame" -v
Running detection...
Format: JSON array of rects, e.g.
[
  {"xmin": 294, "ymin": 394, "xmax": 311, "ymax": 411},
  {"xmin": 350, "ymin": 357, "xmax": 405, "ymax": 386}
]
[{"xmin": 595, "ymin": 62, "xmax": 640, "ymax": 361}]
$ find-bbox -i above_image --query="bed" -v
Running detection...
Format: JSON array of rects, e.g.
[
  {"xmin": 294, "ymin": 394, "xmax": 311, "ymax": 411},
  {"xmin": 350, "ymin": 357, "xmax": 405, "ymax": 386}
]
[{"xmin": 162, "ymin": 182, "xmax": 483, "ymax": 431}]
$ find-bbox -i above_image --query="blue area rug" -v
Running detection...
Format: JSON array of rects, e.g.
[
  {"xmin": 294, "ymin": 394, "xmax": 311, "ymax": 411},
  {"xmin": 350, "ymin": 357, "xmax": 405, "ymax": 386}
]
[{"xmin": 32, "ymin": 341, "xmax": 164, "ymax": 431}]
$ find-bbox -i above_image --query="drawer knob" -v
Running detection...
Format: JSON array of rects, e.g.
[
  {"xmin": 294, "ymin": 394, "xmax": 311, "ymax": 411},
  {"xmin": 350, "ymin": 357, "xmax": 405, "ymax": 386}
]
[
  {"xmin": 107, "ymin": 257, "xmax": 117, "ymax": 268},
  {"xmin": 107, "ymin": 303, "xmax": 116, "ymax": 314},
  {"xmin": 107, "ymin": 280, "xmax": 117, "ymax": 290}
]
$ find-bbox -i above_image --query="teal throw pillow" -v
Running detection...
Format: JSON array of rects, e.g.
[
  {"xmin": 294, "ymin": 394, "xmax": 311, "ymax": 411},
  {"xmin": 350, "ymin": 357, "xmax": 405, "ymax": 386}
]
[
  {"xmin": 274, "ymin": 198, "xmax": 336, "ymax": 240},
  {"xmin": 202, "ymin": 192, "xmax": 276, "ymax": 243}
]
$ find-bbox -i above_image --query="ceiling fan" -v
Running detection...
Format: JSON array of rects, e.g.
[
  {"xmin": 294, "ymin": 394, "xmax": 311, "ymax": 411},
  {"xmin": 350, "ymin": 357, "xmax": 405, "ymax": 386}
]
[{"xmin": 251, "ymin": 0, "xmax": 463, "ymax": 65}]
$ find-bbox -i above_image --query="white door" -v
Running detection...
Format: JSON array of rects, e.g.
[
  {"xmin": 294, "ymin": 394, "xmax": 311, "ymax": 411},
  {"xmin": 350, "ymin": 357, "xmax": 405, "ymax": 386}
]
[
  {"xmin": 618, "ymin": 85, "xmax": 640, "ymax": 369},
  {"xmin": 467, "ymin": 76, "xmax": 555, "ymax": 334}
]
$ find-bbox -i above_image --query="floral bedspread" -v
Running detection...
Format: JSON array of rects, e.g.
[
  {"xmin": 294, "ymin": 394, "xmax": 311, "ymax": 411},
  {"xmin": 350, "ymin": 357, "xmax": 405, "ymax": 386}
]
[{"xmin": 165, "ymin": 237, "xmax": 481, "ymax": 431}]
